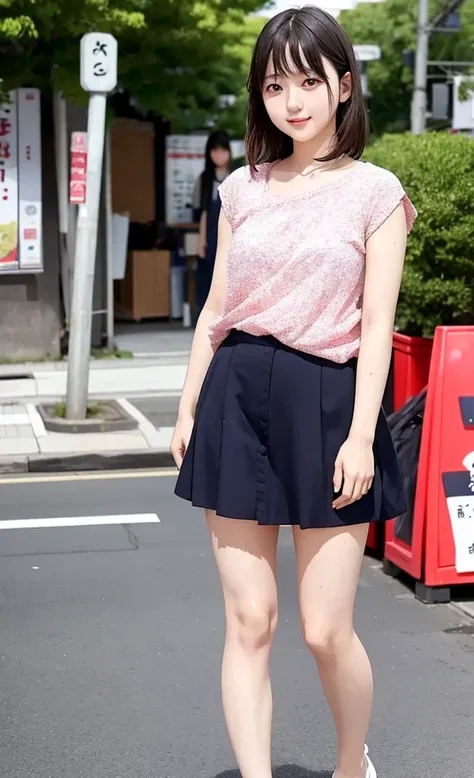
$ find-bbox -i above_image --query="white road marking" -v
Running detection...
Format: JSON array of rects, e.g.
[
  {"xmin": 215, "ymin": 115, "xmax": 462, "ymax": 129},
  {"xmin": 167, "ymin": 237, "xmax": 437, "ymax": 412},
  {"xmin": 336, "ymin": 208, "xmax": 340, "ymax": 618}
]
[{"xmin": 0, "ymin": 513, "xmax": 160, "ymax": 530}]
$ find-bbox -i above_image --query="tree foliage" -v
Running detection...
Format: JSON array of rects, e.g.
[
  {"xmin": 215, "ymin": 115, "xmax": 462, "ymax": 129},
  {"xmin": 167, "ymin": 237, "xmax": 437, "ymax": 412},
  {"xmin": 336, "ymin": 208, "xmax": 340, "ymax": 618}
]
[
  {"xmin": 364, "ymin": 132, "xmax": 474, "ymax": 336},
  {"xmin": 0, "ymin": 0, "xmax": 267, "ymax": 127},
  {"xmin": 340, "ymin": 0, "xmax": 474, "ymax": 135}
]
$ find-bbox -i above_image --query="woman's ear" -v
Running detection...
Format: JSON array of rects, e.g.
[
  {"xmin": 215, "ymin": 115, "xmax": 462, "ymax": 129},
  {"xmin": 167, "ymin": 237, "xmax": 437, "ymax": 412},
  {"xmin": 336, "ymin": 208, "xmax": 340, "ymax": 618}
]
[{"xmin": 339, "ymin": 71, "xmax": 352, "ymax": 104}]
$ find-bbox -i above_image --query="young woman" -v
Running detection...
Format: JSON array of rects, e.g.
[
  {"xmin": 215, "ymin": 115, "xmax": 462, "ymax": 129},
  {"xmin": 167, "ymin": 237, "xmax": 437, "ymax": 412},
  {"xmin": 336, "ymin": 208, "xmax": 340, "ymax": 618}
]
[
  {"xmin": 192, "ymin": 129, "xmax": 233, "ymax": 320},
  {"xmin": 171, "ymin": 7, "xmax": 416, "ymax": 778}
]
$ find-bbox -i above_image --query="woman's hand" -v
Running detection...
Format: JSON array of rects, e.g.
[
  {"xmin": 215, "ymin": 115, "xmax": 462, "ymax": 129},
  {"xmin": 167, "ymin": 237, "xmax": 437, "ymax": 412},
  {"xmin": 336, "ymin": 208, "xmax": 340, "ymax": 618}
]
[
  {"xmin": 332, "ymin": 434, "xmax": 374, "ymax": 510},
  {"xmin": 170, "ymin": 413, "xmax": 194, "ymax": 470}
]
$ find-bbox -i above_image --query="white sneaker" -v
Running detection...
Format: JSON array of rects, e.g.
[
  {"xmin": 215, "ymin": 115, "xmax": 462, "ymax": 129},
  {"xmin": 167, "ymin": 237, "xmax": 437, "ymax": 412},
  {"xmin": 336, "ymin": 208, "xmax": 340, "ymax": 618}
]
[
  {"xmin": 364, "ymin": 744, "xmax": 377, "ymax": 778},
  {"xmin": 331, "ymin": 744, "xmax": 377, "ymax": 778}
]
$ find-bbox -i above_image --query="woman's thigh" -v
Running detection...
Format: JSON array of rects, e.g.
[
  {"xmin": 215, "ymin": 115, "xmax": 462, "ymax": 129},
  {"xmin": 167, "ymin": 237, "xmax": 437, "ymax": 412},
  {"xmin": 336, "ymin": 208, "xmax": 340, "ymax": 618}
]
[
  {"xmin": 206, "ymin": 511, "xmax": 280, "ymax": 639},
  {"xmin": 293, "ymin": 524, "xmax": 369, "ymax": 645}
]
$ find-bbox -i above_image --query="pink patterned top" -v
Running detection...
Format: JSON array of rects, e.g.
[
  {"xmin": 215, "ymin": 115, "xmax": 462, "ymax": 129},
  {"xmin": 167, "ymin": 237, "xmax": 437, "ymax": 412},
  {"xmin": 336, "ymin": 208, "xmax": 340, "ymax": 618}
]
[{"xmin": 208, "ymin": 161, "xmax": 417, "ymax": 363}]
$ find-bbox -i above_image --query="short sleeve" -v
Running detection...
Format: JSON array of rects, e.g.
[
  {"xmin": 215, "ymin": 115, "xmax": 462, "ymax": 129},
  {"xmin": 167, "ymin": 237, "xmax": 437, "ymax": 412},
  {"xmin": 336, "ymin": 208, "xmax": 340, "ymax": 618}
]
[
  {"xmin": 217, "ymin": 165, "xmax": 247, "ymax": 228},
  {"xmin": 365, "ymin": 171, "xmax": 417, "ymax": 239}
]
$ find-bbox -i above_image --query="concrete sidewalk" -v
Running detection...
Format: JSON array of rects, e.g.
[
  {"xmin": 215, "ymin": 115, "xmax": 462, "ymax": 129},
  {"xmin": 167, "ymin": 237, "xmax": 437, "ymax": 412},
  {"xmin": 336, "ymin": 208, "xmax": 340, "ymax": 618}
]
[
  {"xmin": 0, "ymin": 355, "xmax": 187, "ymax": 403},
  {"xmin": 0, "ymin": 399, "xmax": 175, "ymax": 474}
]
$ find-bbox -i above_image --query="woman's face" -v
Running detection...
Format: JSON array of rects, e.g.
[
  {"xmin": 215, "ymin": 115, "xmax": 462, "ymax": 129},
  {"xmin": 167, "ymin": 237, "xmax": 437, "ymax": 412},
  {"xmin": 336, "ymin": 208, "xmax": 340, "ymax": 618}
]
[
  {"xmin": 261, "ymin": 49, "xmax": 351, "ymax": 145},
  {"xmin": 210, "ymin": 146, "xmax": 231, "ymax": 168}
]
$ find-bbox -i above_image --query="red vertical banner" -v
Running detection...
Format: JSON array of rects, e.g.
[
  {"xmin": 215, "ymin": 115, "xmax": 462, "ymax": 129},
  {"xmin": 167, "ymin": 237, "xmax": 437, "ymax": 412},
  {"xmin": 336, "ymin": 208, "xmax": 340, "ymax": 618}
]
[
  {"xmin": 0, "ymin": 91, "xmax": 19, "ymax": 268},
  {"xmin": 69, "ymin": 131, "xmax": 88, "ymax": 204}
]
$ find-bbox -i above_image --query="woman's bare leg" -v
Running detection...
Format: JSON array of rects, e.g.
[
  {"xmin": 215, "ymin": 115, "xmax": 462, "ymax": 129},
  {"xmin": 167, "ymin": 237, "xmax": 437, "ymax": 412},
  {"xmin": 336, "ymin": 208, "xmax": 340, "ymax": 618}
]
[
  {"xmin": 293, "ymin": 523, "xmax": 372, "ymax": 778},
  {"xmin": 206, "ymin": 511, "xmax": 279, "ymax": 778}
]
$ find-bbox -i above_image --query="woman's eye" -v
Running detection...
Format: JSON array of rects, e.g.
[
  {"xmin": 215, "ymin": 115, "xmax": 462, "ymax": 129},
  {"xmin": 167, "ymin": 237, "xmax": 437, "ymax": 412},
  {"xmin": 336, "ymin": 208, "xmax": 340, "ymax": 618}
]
[
  {"xmin": 266, "ymin": 84, "xmax": 281, "ymax": 93},
  {"xmin": 304, "ymin": 78, "xmax": 320, "ymax": 87}
]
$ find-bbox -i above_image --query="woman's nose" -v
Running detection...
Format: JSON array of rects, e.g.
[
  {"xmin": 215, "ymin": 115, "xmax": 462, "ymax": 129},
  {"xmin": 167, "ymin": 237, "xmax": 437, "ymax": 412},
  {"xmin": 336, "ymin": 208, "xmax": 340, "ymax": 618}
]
[{"xmin": 286, "ymin": 89, "xmax": 304, "ymax": 113}]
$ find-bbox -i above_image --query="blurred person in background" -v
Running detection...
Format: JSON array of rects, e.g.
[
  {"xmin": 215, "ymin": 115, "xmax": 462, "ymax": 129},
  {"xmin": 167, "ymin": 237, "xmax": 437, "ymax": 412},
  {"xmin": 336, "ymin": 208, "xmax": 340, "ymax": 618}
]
[{"xmin": 193, "ymin": 130, "xmax": 232, "ymax": 321}]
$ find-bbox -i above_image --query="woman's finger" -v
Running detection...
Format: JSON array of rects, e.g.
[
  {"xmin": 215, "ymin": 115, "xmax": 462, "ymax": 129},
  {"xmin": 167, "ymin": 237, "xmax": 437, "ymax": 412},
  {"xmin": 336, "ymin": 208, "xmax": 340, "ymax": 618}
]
[
  {"xmin": 170, "ymin": 440, "xmax": 184, "ymax": 470},
  {"xmin": 333, "ymin": 474, "xmax": 355, "ymax": 509},
  {"xmin": 333, "ymin": 459, "xmax": 343, "ymax": 494},
  {"xmin": 350, "ymin": 476, "xmax": 365, "ymax": 503}
]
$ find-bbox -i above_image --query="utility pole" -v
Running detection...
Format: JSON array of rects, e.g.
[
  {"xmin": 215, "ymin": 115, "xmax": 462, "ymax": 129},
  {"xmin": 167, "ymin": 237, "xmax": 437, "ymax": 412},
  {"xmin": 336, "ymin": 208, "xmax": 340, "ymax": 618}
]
[
  {"xmin": 411, "ymin": 0, "xmax": 466, "ymax": 134},
  {"xmin": 411, "ymin": 0, "xmax": 430, "ymax": 134},
  {"xmin": 66, "ymin": 33, "xmax": 117, "ymax": 419}
]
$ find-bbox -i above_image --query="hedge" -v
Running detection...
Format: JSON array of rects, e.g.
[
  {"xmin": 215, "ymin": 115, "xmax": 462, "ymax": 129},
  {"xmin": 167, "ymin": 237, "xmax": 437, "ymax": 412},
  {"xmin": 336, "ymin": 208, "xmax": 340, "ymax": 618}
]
[{"xmin": 364, "ymin": 132, "xmax": 474, "ymax": 336}]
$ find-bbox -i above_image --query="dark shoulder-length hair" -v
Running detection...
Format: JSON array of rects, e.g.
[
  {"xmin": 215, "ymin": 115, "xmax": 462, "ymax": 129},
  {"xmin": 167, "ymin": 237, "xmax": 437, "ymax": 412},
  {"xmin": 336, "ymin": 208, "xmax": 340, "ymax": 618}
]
[
  {"xmin": 200, "ymin": 129, "xmax": 232, "ymax": 212},
  {"xmin": 246, "ymin": 6, "xmax": 367, "ymax": 170}
]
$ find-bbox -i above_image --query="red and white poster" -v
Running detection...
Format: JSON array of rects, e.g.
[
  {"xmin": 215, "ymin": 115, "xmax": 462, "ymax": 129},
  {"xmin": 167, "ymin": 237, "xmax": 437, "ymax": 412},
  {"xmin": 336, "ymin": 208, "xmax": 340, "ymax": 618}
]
[
  {"xmin": 18, "ymin": 88, "xmax": 43, "ymax": 271},
  {"xmin": 0, "ymin": 91, "xmax": 19, "ymax": 268},
  {"xmin": 69, "ymin": 131, "xmax": 88, "ymax": 204}
]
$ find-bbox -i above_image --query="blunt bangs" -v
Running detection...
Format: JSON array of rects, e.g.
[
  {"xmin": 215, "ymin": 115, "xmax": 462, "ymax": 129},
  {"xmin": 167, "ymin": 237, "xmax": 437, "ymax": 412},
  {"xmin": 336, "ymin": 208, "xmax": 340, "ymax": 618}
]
[{"xmin": 245, "ymin": 6, "xmax": 368, "ymax": 171}]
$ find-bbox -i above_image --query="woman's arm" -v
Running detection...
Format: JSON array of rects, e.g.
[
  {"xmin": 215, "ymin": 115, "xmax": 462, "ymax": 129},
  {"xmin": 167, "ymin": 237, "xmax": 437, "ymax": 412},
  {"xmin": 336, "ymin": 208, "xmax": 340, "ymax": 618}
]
[
  {"xmin": 332, "ymin": 202, "xmax": 408, "ymax": 509},
  {"xmin": 177, "ymin": 208, "xmax": 231, "ymax": 420},
  {"xmin": 198, "ymin": 209, "xmax": 207, "ymax": 258},
  {"xmin": 349, "ymin": 202, "xmax": 408, "ymax": 442}
]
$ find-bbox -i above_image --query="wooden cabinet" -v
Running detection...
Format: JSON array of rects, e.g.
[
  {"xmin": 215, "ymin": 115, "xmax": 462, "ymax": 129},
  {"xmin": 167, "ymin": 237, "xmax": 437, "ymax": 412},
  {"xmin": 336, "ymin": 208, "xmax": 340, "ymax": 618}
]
[
  {"xmin": 115, "ymin": 250, "xmax": 171, "ymax": 320},
  {"xmin": 110, "ymin": 119, "xmax": 155, "ymax": 223}
]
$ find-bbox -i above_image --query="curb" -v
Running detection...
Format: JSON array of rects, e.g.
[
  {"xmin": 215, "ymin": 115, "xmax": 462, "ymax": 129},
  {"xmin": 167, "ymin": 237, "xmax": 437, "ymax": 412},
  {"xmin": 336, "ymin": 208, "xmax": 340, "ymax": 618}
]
[
  {"xmin": 450, "ymin": 601, "xmax": 474, "ymax": 621},
  {"xmin": 0, "ymin": 449, "xmax": 176, "ymax": 475}
]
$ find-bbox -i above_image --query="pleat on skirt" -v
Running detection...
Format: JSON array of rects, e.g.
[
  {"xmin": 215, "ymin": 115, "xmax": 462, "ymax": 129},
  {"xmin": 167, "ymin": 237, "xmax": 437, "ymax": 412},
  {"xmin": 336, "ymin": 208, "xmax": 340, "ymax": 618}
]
[{"xmin": 174, "ymin": 330, "xmax": 407, "ymax": 529}]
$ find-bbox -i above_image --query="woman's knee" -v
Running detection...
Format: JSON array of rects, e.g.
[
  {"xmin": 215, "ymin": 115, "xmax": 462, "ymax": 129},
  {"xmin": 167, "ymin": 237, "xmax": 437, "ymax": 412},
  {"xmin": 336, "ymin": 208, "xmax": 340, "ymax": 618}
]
[
  {"xmin": 227, "ymin": 599, "xmax": 278, "ymax": 652},
  {"xmin": 302, "ymin": 618, "xmax": 353, "ymax": 659}
]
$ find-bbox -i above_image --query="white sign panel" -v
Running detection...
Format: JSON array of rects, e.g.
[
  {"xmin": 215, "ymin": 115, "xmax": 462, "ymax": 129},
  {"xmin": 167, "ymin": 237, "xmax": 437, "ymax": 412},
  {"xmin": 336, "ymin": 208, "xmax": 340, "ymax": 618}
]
[
  {"xmin": 18, "ymin": 88, "xmax": 43, "ymax": 271},
  {"xmin": 166, "ymin": 135, "xmax": 206, "ymax": 224},
  {"xmin": 165, "ymin": 135, "xmax": 245, "ymax": 224},
  {"xmin": 0, "ymin": 91, "xmax": 19, "ymax": 271},
  {"xmin": 354, "ymin": 45, "xmax": 381, "ymax": 62},
  {"xmin": 80, "ymin": 33, "xmax": 118, "ymax": 93},
  {"xmin": 443, "ymin": 452, "xmax": 474, "ymax": 573},
  {"xmin": 452, "ymin": 75, "xmax": 474, "ymax": 131}
]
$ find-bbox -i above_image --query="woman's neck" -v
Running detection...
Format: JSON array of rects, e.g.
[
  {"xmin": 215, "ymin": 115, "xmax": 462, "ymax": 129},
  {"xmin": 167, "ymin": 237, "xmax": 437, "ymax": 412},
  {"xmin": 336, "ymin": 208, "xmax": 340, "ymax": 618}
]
[
  {"xmin": 215, "ymin": 165, "xmax": 229, "ymax": 180},
  {"xmin": 289, "ymin": 123, "xmax": 340, "ymax": 172}
]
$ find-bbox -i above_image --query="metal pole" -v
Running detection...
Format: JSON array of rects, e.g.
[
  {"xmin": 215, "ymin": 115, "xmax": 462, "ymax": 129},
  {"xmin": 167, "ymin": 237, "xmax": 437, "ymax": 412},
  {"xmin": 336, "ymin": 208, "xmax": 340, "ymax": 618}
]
[
  {"xmin": 411, "ymin": 0, "xmax": 430, "ymax": 134},
  {"xmin": 66, "ymin": 93, "xmax": 107, "ymax": 418},
  {"xmin": 105, "ymin": 128, "xmax": 114, "ymax": 351}
]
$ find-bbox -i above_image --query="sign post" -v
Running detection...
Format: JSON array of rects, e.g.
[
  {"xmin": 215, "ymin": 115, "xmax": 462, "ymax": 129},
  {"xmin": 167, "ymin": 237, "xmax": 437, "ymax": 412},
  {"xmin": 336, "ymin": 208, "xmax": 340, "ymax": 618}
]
[{"xmin": 66, "ymin": 33, "xmax": 117, "ymax": 420}]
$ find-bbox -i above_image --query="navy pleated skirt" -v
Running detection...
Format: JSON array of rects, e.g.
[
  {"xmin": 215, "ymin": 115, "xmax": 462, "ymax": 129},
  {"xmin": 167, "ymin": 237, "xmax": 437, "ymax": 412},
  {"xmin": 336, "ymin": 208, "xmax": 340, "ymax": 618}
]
[{"xmin": 174, "ymin": 330, "xmax": 407, "ymax": 529}]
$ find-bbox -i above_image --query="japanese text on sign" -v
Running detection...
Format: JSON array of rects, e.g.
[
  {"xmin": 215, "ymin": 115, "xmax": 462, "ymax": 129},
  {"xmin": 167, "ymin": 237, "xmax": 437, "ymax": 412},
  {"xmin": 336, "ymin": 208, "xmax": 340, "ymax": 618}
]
[
  {"xmin": 69, "ymin": 132, "xmax": 88, "ymax": 204},
  {"xmin": 0, "ymin": 92, "xmax": 19, "ymax": 268},
  {"xmin": 80, "ymin": 33, "xmax": 118, "ymax": 93}
]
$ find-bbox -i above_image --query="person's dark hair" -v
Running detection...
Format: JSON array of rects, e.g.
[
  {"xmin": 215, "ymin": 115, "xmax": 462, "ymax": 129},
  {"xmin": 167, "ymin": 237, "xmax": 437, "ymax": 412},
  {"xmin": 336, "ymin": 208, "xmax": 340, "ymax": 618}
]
[
  {"xmin": 246, "ymin": 6, "xmax": 367, "ymax": 170},
  {"xmin": 200, "ymin": 129, "xmax": 232, "ymax": 211}
]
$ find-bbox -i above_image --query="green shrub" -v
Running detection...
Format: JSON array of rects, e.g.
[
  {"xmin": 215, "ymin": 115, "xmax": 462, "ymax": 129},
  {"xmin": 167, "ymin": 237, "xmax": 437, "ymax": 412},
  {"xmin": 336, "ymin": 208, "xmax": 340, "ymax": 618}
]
[{"xmin": 364, "ymin": 132, "xmax": 474, "ymax": 336}]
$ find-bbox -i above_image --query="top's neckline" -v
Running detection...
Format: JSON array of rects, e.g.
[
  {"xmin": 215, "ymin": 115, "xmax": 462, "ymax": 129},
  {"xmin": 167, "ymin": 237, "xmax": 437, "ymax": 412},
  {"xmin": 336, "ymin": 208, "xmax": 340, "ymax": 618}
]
[{"xmin": 263, "ymin": 159, "xmax": 368, "ymax": 200}]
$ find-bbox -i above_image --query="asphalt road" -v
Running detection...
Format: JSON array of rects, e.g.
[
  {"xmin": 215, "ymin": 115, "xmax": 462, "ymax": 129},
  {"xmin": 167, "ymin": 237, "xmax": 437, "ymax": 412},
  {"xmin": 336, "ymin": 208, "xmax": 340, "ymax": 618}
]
[{"xmin": 1, "ymin": 470, "xmax": 474, "ymax": 778}]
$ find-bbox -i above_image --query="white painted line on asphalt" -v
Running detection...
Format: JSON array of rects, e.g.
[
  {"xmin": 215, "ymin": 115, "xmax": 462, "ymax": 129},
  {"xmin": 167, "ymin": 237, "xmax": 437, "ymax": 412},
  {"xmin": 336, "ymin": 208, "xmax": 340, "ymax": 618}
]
[
  {"xmin": 0, "ymin": 513, "xmax": 160, "ymax": 530},
  {"xmin": 26, "ymin": 403, "xmax": 47, "ymax": 438}
]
